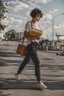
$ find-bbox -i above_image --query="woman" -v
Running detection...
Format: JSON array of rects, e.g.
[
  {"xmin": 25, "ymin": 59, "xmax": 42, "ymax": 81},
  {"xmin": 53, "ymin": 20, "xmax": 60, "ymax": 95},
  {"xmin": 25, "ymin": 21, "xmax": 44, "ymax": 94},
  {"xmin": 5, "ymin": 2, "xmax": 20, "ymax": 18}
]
[{"xmin": 15, "ymin": 8, "xmax": 47, "ymax": 89}]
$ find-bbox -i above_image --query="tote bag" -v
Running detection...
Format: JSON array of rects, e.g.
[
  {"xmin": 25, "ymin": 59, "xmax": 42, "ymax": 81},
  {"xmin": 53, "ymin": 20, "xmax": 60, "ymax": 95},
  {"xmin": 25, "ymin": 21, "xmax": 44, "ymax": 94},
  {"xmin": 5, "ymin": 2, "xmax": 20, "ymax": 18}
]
[{"xmin": 16, "ymin": 44, "xmax": 26, "ymax": 56}]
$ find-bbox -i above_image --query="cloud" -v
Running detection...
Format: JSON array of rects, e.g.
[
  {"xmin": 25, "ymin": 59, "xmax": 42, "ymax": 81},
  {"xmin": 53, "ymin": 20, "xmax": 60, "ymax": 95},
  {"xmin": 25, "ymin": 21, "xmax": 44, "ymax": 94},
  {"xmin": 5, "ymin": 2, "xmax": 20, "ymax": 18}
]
[
  {"xmin": 38, "ymin": 9, "xmax": 58, "ymax": 40},
  {"xmin": 38, "ymin": 12, "xmax": 53, "ymax": 40},
  {"xmin": 26, "ymin": 10, "xmax": 30, "ymax": 16},
  {"xmin": 7, "ymin": 13, "xmax": 27, "ymax": 21},
  {"xmin": 1, "ymin": 18, "xmax": 9, "ymax": 25},
  {"xmin": 3, "ymin": 14, "xmax": 25, "ymax": 32},
  {"xmin": 39, "ymin": 13, "xmax": 52, "ymax": 30},
  {"xmin": 36, "ymin": 0, "xmax": 52, "ymax": 4},
  {"xmin": 9, "ymin": 17, "xmax": 24, "ymax": 31},
  {"xmin": 49, "ymin": 9, "xmax": 58, "ymax": 15},
  {"xmin": 10, "ymin": 17, "xmax": 23, "ymax": 24},
  {"xmin": 43, "ymin": 14, "xmax": 52, "ymax": 21},
  {"xmin": 42, "ymin": 9, "xmax": 58, "ymax": 27},
  {"xmin": 3, "ymin": 0, "xmax": 63, "ymax": 40},
  {"xmin": 29, "ymin": 3, "xmax": 40, "ymax": 10},
  {"xmin": 7, "ymin": 0, "xmax": 29, "ymax": 11},
  {"xmin": 19, "ymin": 0, "xmax": 52, "ymax": 4}
]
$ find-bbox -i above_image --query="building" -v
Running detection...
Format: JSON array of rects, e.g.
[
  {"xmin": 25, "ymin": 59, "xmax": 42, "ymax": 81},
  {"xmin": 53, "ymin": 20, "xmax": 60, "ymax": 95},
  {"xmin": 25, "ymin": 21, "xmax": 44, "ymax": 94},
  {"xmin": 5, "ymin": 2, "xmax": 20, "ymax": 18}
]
[
  {"xmin": 53, "ymin": 36, "xmax": 64, "ymax": 50},
  {"xmin": 15, "ymin": 32, "xmax": 24, "ymax": 40}
]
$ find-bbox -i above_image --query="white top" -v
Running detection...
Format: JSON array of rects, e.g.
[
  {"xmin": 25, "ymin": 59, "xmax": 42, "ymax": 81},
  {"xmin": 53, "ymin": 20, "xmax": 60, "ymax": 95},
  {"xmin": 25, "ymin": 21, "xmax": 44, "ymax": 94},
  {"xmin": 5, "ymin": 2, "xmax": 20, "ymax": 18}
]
[{"xmin": 25, "ymin": 21, "xmax": 42, "ymax": 45}]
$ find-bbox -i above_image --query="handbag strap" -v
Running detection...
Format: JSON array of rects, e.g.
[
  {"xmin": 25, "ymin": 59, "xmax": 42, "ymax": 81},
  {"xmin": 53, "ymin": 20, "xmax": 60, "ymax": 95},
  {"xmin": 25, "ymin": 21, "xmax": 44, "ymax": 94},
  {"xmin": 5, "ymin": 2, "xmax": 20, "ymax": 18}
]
[
  {"xmin": 22, "ymin": 34, "xmax": 25, "ymax": 45},
  {"xmin": 31, "ymin": 21, "xmax": 41, "ymax": 29}
]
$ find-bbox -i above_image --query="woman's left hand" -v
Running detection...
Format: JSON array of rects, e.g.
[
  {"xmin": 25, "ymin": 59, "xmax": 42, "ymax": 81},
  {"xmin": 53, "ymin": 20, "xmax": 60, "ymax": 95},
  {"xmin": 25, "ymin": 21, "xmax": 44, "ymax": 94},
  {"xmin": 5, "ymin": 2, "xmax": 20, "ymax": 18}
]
[
  {"xmin": 34, "ymin": 36, "xmax": 40, "ymax": 40},
  {"xmin": 28, "ymin": 36, "xmax": 40, "ymax": 40}
]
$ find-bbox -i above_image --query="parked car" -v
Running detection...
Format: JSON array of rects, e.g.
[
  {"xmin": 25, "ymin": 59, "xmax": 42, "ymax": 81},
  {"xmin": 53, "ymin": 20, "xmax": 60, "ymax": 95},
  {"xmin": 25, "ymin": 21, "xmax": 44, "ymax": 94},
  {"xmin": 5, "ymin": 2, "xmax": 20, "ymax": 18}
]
[{"xmin": 56, "ymin": 47, "xmax": 64, "ymax": 55}]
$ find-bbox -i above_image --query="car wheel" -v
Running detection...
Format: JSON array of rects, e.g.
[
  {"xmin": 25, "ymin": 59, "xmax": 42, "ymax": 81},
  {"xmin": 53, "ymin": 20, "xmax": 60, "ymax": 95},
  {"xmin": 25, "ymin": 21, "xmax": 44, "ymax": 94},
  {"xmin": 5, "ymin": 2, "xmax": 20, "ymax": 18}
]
[{"xmin": 56, "ymin": 53, "xmax": 58, "ymax": 55}]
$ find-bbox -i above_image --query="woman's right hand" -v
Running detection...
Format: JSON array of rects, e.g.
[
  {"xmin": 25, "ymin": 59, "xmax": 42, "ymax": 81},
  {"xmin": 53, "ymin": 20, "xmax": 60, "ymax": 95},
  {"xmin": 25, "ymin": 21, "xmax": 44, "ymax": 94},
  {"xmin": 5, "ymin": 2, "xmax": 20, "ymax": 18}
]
[
  {"xmin": 29, "ymin": 36, "xmax": 40, "ymax": 40},
  {"xmin": 24, "ymin": 31, "xmax": 40, "ymax": 40},
  {"xmin": 24, "ymin": 31, "xmax": 31, "ymax": 40},
  {"xmin": 24, "ymin": 31, "xmax": 28, "ymax": 38}
]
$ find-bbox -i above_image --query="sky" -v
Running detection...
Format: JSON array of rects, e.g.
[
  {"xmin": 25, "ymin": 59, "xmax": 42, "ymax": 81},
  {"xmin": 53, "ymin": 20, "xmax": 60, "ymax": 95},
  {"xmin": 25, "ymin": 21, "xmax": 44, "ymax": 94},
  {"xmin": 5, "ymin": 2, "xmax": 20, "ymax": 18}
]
[{"xmin": 2, "ymin": 0, "xmax": 64, "ymax": 40}]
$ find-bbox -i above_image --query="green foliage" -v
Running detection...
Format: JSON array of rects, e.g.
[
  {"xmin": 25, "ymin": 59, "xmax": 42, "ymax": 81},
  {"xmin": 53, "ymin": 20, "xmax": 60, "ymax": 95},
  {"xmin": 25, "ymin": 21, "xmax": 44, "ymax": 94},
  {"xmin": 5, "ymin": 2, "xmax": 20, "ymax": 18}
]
[
  {"xmin": 5, "ymin": 29, "xmax": 16, "ymax": 40},
  {"xmin": 0, "ymin": 23, "xmax": 6, "ymax": 30},
  {"xmin": 0, "ymin": 0, "xmax": 6, "ymax": 19},
  {"xmin": 0, "ymin": 0, "xmax": 7, "ymax": 31}
]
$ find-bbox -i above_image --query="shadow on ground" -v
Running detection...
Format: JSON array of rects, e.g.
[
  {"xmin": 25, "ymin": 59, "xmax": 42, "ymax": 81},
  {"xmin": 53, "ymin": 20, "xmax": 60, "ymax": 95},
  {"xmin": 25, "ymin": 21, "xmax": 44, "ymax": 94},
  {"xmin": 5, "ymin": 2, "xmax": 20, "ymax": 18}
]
[
  {"xmin": 0, "ymin": 51, "xmax": 23, "ymax": 66},
  {"xmin": 45, "ymin": 81, "xmax": 64, "ymax": 90},
  {"xmin": 0, "ymin": 78, "xmax": 64, "ymax": 90},
  {"xmin": 0, "ymin": 52, "xmax": 21, "ymax": 57},
  {"xmin": 0, "ymin": 51, "xmax": 34, "ymax": 66},
  {"xmin": 0, "ymin": 58, "xmax": 7, "ymax": 66},
  {"xmin": 0, "ymin": 91, "xmax": 11, "ymax": 96},
  {"xmin": 0, "ymin": 78, "xmax": 41, "ymax": 90}
]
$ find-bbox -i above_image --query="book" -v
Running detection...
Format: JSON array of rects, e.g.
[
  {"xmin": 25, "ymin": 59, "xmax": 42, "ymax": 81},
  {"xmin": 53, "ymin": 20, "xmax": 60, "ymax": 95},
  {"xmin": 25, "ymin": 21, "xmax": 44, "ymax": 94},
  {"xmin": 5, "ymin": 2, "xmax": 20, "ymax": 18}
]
[{"xmin": 29, "ymin": 28, "xmax": 42, "ymax": 37}]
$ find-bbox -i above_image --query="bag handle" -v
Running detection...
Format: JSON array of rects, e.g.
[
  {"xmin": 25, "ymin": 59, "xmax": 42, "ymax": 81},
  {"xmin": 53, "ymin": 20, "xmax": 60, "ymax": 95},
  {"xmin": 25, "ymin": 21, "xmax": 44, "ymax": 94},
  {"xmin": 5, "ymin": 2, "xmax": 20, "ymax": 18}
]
[
  {"xmin": 22, "ymin": 33, "xmax": 25, "ymax": 45},
  {"xmin": 31, "ymin": 21, "xmax": 41, "ymax": 29}
]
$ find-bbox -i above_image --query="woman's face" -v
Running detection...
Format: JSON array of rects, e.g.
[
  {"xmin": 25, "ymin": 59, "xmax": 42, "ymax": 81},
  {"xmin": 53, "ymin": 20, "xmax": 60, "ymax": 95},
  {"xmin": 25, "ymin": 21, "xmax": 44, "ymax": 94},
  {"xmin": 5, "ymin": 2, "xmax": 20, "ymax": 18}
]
[{"xmin": 35, "ymin": 14, "xmax": 41, "ymax": 21}]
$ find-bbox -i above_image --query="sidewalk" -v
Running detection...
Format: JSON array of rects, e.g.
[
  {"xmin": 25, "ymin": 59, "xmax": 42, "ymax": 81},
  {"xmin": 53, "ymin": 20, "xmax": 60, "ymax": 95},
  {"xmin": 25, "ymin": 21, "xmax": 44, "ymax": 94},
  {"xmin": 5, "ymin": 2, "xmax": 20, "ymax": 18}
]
[
  {"xmin": 0, "ymin": 53, "xmax": 64, "ymax": 96},
  {"xmin": 0, "ymin": 41, "xmax": 64, "ymax": 96},
  {"xmin": 39, "ymin": 50, "xmax": 57, "ymax": 53}
]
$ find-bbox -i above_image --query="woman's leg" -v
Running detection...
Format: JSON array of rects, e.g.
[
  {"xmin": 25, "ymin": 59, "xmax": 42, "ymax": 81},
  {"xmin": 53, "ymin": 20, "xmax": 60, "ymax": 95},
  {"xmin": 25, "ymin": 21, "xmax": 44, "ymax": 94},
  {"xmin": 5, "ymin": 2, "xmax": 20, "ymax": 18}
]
[
  {"xmin": 30, "ymin": 42, "xmax": 47, "ymax": 89},
  {"xmin": 35, "ymin": 64, "xmax": 40, "ymax": 81},
  {"xmin": 17, "ymin": 53, "xmax": 31, "ymax": 74},
  {"xmin": 16, "ymin": 44, "xmax": 32, "ymax": 74},
  {"xmin": 15, "ymin": 52, "xmax": 31, "ymax": 80},
  {"xmin": 15, "ymin": 44, "xmax": 31, "ymax": 80},
  {"xmin": 30, "ymin": 43, "xmax": 41, "ymax": 81}
]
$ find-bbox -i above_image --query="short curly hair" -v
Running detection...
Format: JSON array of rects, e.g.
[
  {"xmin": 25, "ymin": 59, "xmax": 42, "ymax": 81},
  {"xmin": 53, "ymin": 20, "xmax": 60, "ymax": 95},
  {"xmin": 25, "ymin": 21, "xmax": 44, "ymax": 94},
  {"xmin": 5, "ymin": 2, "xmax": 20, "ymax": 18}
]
[{"xmin": 30, "ymin": 8, "xmax": 43, "ymax": 18}]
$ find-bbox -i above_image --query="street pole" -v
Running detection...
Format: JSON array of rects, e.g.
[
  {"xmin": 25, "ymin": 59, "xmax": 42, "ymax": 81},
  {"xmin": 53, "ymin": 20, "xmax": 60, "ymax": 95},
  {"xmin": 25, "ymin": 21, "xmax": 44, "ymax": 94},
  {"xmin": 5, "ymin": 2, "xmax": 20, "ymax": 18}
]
[
  {"xmin": 52, "ymin": 18, "xmax": 54, "ymax": 42},
  {"xmin": 52, "ymin": 18, "xmax": 54, "ymax": 50},
  {"xmin": 46, "ymin": 26, "xmax": 48, "ymax": 51},
  {"xmin": 52, "ymin": 13, "xmax": 64, "ymax": 50}
]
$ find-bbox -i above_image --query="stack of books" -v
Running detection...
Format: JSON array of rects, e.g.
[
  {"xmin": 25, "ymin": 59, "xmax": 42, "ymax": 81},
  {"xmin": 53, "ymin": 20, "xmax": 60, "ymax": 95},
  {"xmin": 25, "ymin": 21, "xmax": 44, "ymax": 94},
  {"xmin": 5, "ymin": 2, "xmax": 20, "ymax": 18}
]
[
  {"xmin": 29, "ymin": 28, "xmax": 42, "ymax": 37},
  {"xmin": 24, "ymin": 28, "xmax": 42, "ymax": 40}
]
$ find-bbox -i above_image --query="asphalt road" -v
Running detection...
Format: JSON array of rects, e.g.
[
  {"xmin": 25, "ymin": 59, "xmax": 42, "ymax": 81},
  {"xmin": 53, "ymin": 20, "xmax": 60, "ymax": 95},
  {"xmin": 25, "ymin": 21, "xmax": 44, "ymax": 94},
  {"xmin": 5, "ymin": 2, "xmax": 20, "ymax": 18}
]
[{"xmin": 0, "ymin": 41, "xmax": 64, "ymax": 96}]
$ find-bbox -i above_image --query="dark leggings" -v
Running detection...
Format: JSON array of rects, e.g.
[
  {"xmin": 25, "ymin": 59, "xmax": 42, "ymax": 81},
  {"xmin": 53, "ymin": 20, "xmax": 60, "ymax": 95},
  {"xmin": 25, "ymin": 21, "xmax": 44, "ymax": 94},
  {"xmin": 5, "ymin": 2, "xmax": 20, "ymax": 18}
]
[{"xmin": 17, "ymin": 42, "xmax": 40, "ymax": 81}]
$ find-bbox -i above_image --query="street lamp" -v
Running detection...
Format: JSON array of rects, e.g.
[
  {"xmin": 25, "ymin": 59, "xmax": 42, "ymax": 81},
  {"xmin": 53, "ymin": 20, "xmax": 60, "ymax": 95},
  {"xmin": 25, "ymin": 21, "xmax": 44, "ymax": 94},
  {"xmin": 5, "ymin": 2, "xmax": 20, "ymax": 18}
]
[{"xmin": 52, "ymin": 13, "xmax": 64, "ymax": 48}]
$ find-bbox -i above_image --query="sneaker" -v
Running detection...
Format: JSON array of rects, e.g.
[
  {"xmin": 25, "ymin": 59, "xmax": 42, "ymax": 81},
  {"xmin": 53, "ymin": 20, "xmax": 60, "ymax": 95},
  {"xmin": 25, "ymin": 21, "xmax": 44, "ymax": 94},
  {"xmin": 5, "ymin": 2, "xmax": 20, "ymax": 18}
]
[
  {"xmin": 14, "ymin": 73, "xmax": 20, "ymax": 81},
  {"xmin": 37, "ymin": 81, "xmax": 47, "ymax": 89}
]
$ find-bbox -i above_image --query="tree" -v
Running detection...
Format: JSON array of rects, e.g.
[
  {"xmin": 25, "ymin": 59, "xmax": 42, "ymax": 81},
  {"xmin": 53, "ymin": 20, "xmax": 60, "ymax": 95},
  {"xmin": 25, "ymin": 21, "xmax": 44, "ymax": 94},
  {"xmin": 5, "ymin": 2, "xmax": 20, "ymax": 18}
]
[
  {"xmin": 5, "ymin": 29, "xmax": 16, "ymax": 40},
  {"xmin": 0, "ymin": 0, "xmax": 7, "ymax": 32}
]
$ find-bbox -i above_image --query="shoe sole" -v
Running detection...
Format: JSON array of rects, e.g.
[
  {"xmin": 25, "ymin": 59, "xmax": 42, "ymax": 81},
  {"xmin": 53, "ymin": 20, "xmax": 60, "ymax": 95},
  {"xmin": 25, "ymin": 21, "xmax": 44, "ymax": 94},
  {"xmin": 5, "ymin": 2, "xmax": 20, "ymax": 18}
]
[{"xmin": 37, "ymin": 84, "xmax": 47, "ymax": 90}]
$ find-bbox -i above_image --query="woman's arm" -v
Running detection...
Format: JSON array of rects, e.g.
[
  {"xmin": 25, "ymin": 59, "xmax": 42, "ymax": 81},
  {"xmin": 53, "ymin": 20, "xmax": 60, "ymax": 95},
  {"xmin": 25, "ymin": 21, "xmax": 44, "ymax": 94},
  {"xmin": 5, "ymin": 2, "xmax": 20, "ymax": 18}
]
[{"xmin": 24, "ymin": 31, "xmax": 40, "ymax": 40}]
